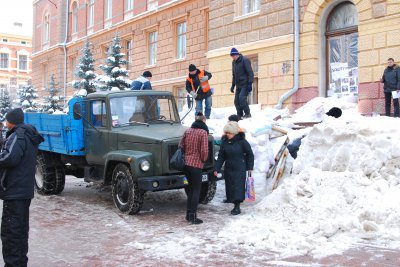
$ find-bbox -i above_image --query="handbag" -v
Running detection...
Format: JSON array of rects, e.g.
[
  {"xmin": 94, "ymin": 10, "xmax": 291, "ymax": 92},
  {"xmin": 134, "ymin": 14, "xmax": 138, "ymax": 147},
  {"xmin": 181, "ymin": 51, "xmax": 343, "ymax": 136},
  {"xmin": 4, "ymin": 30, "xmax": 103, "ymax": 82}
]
[
  {"xmin": 245, "ymin": 172, "xmax": 255, "ymax": 202},
  {"xmin": 170, "ymin": 148, "xmax": 185, "ymax": 171}
]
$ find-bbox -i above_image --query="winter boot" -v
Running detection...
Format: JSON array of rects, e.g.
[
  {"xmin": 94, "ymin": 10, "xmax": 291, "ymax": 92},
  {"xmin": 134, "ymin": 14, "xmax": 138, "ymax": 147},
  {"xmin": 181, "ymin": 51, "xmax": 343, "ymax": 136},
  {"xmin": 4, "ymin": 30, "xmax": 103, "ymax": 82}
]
[
  {"xmin": 231, "ymin": 203, "xmax": 241, "ymax": 215},
  {"xmin": 188, "ymin": 213, "xmax": 203, "ymax": 225},
  {"xmin": 242, "ymin": 114, "xmax": 252, "ymax": 119},
  {"xmin": 185, "ymin": 210, "xmax": 190, "ymax": 221}
]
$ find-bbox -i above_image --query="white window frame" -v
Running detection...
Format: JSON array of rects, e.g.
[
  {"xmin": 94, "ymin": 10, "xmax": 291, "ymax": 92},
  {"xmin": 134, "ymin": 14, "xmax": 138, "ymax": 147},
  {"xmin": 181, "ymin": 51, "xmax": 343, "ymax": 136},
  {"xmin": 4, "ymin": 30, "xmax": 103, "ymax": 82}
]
[
  {"xmin": 126, "ymin": 40, "xmax": 132, "ymax": 69},
  {"xmin": 176, "ymin": 22, "xmax": 186, "ymax": 59},
  {"xmin": 148, "ymin": 0, "xmax": 158, "ymax": 11},
  {"xmin": 148, "ymin": 31, "xmax": 157, "ymax": 65},
  {"xmin": 43, "ymin": 13, "xmax": 50, "ymax": 44},
  {"xmin": 242, "ymin": 0, "xmax": 260, "ymax": 15},
  {"xmin": 105, "ymin": 0, "xmax": 113, "ymax": 20},
  {"xmin": 126, "ymin": 0, "xmax": 134, "ymax": 11},
  {"xmin": 88, "ymin": 0, "xmax": 95, "ymax": 28},
  {"xmin": 0, "ymin": 53, "xmax": 9, "ymax": 69},
  {"xmin": 72, "ymin": 2, "xmax": 78, "ymax": 34}
]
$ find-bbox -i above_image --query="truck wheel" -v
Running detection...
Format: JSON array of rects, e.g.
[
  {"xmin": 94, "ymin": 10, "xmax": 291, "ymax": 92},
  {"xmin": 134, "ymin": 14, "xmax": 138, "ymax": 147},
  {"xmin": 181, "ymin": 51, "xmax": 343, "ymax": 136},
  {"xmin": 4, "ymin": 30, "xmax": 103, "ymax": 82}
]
[
  {"xmin": 35, "ymin": 153, "xmax": 57, "ymax": 195},
  {"xmin": 199, "ymin": 181, "xmax": 217, "ymax": 204},
  {"xmin": 111, "ymin": 164, "xmax": 144, "ymax": 215},
  {"xmin": 53, "ymin": 166, "xmax": 66, "ymax": 194}
]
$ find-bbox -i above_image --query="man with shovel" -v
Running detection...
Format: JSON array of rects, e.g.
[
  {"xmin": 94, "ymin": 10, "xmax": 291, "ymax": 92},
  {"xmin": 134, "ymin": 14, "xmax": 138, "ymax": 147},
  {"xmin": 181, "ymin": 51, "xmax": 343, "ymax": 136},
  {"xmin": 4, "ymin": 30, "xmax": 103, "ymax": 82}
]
[{"xmin": 186, "ymin": 64, "xmax": 213, "ymax": 119}]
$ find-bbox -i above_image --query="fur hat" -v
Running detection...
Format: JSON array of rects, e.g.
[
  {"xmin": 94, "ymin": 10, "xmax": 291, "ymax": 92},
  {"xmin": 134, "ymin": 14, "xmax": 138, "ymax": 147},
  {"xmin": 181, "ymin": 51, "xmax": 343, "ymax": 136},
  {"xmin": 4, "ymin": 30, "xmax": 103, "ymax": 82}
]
[
  {"xmin": 6, "ymin": 108, "xmax": 24, "ymax": 125},
  {"xmin": 326, "ymin": 107, "xmax": 342, "ymax": 118},
  {"xmin": 189, "ymin": 64, "xmax": 197, "ymax": 72},
  {"xmin": 230, "ymin": 48, "xmax": 239, "ymax": 56},
  {"xmin": 223, "ymin": 121, "xmax": 239, "ymax": 135},
  {"xmin": 142, "ymin": 71, "xmax": 152, "ymax": 78}
]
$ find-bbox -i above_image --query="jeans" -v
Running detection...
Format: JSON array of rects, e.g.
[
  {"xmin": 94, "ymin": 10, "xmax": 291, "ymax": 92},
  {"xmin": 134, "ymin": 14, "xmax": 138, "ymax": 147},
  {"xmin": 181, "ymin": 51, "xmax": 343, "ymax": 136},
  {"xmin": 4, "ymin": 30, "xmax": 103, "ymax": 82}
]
[
  {"xmin": 1, "ymin": 199, "xmax": 31, "ymax": 267},
  {"xmin": 184, "ymin": 166, "xmax": 202, "ymax": 214},
  {"xmin": 234, "ymin": 85, "xmax": 250, "ymax": 117},
  {"xmin": 195, "ymin": 95, "xmax": 212, "ymax": 119},
  {"xmin": 384, "ymin": 92, "xmax": 399, "ymax": 117}
]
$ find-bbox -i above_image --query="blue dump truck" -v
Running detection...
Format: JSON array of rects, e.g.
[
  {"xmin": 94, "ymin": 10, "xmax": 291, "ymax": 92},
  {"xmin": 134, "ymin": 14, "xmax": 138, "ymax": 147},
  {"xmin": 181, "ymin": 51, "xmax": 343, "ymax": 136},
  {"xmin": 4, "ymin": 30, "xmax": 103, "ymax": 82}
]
[{"xmin": 25, "ymin": 90, "xmax": 218, "ymax": 214}]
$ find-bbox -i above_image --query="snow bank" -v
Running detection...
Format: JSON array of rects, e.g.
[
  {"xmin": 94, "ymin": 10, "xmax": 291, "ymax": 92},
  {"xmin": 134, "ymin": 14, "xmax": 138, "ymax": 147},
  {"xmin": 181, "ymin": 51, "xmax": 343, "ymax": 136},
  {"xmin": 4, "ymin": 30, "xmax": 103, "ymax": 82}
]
[{"xmin": 218, "ymin": 115, "xmax": 400, "ymax": 258}]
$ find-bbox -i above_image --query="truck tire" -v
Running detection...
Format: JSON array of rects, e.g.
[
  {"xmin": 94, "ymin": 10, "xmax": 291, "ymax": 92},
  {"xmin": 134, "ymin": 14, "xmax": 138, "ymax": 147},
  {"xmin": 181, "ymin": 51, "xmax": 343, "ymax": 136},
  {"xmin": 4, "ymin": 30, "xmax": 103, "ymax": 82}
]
[
  {"xmin": 53, "ymin": 166, "xmax": 66, "ymax": 194},
  {"xmin": 35, "ymin": 153, "xmax": 58, "ymax": 195},
  {"xmin": 111, "ymin": 163, "xmax": 144, "ymax": 215},
  {"xmin": 199, "ymin": 181, "xmax": 217, "ymax": 204},
  {"xmin": 184, "ymin": 180, "xmax": 217, "ymax": 204}
]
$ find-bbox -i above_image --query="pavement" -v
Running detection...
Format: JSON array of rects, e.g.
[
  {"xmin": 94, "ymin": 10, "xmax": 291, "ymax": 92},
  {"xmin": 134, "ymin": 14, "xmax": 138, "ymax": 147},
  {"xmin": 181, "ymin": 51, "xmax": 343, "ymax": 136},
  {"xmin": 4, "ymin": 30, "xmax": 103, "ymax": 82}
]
[{"xmin": 0, "ymin": 176, "xmax": 399, "ymax": 267}]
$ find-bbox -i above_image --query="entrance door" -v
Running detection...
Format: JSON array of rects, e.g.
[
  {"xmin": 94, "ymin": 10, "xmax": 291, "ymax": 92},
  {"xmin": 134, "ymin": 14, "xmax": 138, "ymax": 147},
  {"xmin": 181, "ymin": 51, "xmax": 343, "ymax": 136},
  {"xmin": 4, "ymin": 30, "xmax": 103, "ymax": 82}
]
[
  {"xmin": 85, "ymin": 100, "xmax": 109, "ymax": 165},
  {"xmin": 326, "ymin": 2, "xmax": 358, "ymax": 98}
]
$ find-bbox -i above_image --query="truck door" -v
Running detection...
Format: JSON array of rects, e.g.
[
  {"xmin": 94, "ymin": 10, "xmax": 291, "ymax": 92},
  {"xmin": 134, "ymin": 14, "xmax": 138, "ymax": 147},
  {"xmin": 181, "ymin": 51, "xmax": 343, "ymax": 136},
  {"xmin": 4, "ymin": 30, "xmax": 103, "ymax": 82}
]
[{"xmin": 85, "ymin": 100, "xmax": 110, "ymax": 164}]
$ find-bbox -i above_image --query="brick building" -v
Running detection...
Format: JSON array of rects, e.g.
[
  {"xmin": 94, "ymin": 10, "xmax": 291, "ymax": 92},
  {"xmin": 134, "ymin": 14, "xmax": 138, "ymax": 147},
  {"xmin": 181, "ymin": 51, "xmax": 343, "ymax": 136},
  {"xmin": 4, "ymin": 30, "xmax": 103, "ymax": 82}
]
[
  {"xmin": 207, "ymin": 0, "xmax": 400, "ymax": 114},
  {"xmin": 32, "ymin": 0, "xmax": 209, "ymax": 111},
  {"xmin": 0, "ymin": 31, "xmax": 32, "ymax": 101}
]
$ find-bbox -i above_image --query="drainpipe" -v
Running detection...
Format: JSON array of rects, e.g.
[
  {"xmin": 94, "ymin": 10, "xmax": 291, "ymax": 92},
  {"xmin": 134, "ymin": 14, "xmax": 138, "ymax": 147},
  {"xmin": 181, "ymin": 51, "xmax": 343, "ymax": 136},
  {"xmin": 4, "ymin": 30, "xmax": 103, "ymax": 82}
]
[
  {"xmin": 275, "ymin": 0, "xmax": 299, "ymax": 109},
  {"xmin": 62, "ymin": 2, "xmax": 69, "ymax": 105}
]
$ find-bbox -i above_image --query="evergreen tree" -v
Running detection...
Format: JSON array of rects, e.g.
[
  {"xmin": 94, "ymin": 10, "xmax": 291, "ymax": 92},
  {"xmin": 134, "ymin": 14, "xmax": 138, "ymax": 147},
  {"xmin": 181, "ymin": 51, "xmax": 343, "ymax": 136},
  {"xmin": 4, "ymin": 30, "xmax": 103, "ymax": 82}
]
[
  {"xmin": 15, "ymin": 84, "xmax": 39, "ymax": 112},
  {"xmin": 43, "ymin": 75, "xmax": 64, "ymax": 113},
  {"xmin": 99, "ymin": 34, "xmax": 129, "ymax": 91},
  {"xmin": 0, "ymin": 89, "xmax": 13, "ymax": 121},
  {"xmin": 73, "ymin": 41, "xmax": 97, "ymax": 94}
]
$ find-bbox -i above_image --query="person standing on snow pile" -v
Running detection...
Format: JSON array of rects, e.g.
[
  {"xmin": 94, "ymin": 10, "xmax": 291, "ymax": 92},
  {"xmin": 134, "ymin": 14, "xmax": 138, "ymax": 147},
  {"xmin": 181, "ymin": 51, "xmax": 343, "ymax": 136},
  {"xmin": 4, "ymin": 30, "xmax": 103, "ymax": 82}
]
[
  {"xmin": 179, "ymin": 112, "xmax": 209, "ymax": 224},
  {"xmin": 380, "ymin": 58, "xmax": 400, "ymax": 117},
  {"xmin": 230, "ymin": 48, "xmax": 254, "ymax": 119},
  {"xmin": 131, "ymin": 71, "xmax": 153, "ymax": 90},
  {"xmin": 214, "ymin": 121, "xmax": 254, "ymax": 215},
  {"xmin": 0, "ymin": 108, "xmax": 44, "ymax": 267},
  {"xmin": 186, "ymin": 64, "xmax": 213, "ymax": 119}
]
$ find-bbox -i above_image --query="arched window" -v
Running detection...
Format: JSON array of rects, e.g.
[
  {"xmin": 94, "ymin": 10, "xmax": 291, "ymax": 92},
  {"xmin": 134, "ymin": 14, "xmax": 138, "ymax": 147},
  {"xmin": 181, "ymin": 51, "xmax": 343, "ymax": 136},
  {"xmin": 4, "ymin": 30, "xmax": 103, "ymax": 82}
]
[
  {"xmin": 43, "ymin": 13, "xmax": 50, "ymax": 44},
  {"xmin": 72, "ymin": 2, "xmax": 78, "ymax": 34},
  {"xmin": 326, "ymin": 2, "xmax": 358, "ymax": 97}
]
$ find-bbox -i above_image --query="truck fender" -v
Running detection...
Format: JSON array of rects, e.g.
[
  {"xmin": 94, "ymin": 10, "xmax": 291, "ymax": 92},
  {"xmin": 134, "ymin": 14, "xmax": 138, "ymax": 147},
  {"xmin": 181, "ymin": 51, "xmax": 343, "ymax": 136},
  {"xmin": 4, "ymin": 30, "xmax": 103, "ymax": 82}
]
[{"xmin": 104, "ymin": 150, "xmax": 153, "ymax": 184}]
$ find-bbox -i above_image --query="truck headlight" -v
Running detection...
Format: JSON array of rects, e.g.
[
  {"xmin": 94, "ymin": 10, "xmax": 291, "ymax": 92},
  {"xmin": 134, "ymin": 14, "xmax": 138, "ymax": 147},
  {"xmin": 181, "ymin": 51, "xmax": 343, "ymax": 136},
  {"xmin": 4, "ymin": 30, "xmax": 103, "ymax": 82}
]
[
  {"xmin": 214, "ymin": 151, "xmax": 219, "ymax": 160},
  {"xmin": 140, "ymin": 160, "xmax": 150, "ymax": 172}
]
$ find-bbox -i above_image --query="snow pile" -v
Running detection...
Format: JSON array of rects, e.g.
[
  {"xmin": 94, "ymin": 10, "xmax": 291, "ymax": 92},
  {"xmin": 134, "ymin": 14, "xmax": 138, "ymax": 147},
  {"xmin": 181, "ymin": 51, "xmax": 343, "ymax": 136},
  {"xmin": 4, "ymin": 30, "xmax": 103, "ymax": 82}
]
[{"xmin": 218, "ymin": 115, "xmax": 400, "ymax": 258}]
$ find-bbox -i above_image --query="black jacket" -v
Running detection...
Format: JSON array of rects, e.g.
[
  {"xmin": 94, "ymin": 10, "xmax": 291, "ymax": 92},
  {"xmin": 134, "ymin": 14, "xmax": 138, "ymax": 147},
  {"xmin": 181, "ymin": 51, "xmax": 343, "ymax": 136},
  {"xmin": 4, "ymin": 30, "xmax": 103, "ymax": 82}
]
[
  {"xmin": 231, "ymin": 54, "xmax": 254, "ymax": 89},
  {"xmin": 0, "ymin": 124, "xmax": 44, "ymax": 200},
  {"xmin": 382, "ymin": 64, "xmax": 400, "ymax": 92},
  {"xmin": 185, "ymin": 69, "xmax": 212, "ymax": 100},
  {"xmin": 214, "ymin": 132, "xmax": 254, "ymax": 202}
]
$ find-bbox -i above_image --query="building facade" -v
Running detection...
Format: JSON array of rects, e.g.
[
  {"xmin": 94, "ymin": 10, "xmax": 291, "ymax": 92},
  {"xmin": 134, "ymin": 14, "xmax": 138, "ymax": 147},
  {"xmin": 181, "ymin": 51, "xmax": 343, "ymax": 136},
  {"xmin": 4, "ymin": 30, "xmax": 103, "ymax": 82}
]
[
  {"xmin": 0, "ymin": 32, "xmax": 32, "ymax": 101},
  {"xmin": 32, "ymin": 0, "xmax": 209, "ymax": 111},
  {"xmin": 207, "ymin": 0, "xmax": 400, "ymax": 114}
]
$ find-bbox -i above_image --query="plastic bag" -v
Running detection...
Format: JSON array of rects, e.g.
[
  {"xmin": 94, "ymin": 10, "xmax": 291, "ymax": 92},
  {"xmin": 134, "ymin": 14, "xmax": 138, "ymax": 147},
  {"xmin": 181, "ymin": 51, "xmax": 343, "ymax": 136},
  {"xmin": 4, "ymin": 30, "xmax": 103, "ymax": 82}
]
[
  {"xmin": 170, "ymin": 148, "xmax": 185, "ymax": 171},
  {"xmin": 245, "ymin": 173, "xmax": 255, "ymax": 202}
]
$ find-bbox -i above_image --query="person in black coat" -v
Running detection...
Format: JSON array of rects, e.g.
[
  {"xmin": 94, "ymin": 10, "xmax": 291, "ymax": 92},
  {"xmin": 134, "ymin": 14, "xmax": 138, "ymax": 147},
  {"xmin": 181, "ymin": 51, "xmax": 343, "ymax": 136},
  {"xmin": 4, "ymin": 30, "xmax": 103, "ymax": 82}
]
[
  {"xmin": 214, "ymin": 121, "xmax": 254, "ymax": 215},
  {"xmin": 380, "ymin": 58, "xmax": 400, "ymax": 117},
  {"xmin": 0, "ymin": 108, "xmax": 44, "ymax": 267}
]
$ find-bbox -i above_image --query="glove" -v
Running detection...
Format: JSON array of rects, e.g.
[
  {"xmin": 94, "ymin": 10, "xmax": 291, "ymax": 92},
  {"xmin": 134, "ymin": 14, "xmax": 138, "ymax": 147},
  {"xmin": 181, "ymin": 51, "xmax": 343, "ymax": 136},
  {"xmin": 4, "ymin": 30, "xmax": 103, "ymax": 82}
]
[
  {"xmin": 200, "ymin": 76, "xmax": 209, "ymax": 82},
  {"xmin": 190, "ymin": 91, "xmax": 198, "ymax": 99},
  {"xmin": 230, "ymin": 86, "xmax": 235, "ymax": 93},
  {"xmin": 247, "ymin": 83, "xmax": 253, "ymax": 93}
]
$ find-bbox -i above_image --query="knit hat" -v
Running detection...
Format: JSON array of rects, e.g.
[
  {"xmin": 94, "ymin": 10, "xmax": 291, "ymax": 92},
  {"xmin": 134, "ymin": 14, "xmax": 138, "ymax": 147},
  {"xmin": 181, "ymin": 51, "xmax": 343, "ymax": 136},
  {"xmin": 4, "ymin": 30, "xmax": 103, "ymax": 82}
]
[
  {"xmin": 6, "ymin": 108, "xmax": 24, "ymax": 125},
  {"xmin": 223, "ymin": 121, "xmax": 239, "ymax": 135},
  {"xmin": 228, "ymin": 114, "xmax": 239, "ymax": 122},
  {"xmin": 230, "ymin": 48, "xmax": 239, "ymax": 56},
  {"xmin": 189, "ymin": 64, "xmax": 197, "ymax": 72},
  {"xmin": 142, "ymin": 71, "xmax": 152, "ymax": 78},
  {"xmin": 195, "ymin": 111, "xmax": 206, "ymax": 121},
  {"xmin": 326, "ymin": 107, "xmax": 342, "ymax": 118}
]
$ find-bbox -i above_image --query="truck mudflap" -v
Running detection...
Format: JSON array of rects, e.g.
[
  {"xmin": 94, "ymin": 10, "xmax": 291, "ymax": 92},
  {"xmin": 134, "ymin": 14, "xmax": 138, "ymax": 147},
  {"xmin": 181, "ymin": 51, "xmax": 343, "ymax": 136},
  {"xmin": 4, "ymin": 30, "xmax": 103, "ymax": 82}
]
[{"xmin": 138, "ymin": 171, "xmax": 217, "ymax": 191}]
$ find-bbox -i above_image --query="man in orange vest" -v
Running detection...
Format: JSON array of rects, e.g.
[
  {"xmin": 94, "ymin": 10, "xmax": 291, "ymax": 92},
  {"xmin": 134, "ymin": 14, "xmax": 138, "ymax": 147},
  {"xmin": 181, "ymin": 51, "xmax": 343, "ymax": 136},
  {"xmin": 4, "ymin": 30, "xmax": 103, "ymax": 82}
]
[{"xmin": 186, "ymin": 64, "xmax": 213, "ymax": 119}]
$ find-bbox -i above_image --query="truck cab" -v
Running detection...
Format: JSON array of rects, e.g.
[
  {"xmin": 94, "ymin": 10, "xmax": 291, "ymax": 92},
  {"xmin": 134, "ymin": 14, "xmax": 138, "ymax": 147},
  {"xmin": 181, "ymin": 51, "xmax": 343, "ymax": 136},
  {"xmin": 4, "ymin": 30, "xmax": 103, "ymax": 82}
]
[{"xmin": 26, "ymin": 91, "xmax": 218, "ymax": 214}]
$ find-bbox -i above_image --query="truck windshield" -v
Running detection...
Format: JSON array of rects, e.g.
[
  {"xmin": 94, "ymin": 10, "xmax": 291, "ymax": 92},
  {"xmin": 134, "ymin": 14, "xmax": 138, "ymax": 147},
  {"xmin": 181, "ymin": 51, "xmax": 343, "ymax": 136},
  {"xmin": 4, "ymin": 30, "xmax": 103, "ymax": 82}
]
[{"xmin": 110, "ymin": 95, "xmax": 179, "ymax": 127}]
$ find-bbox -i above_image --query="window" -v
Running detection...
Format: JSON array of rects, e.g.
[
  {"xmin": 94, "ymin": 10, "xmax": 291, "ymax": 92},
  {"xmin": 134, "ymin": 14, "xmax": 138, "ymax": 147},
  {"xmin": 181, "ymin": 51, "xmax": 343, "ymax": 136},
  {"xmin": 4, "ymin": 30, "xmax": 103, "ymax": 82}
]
[
  {"xmin": 243, "ymin": 0, "xmax": 260, "ymax": 15},
  {"xmin": 19, "ymin": 55, "xmax": 28, "ymax": 71},
  {"xmin": 326, "ymin": 2, "xmax": 358, "ymax": 97},
  {"xmin": 176, "ymin": 22, "xmax": 186, "ymax": 59},
  {"xmin": 175, "ymin": 87, "xmax": 187, "ymax": 112},
  {"xmin": 90, "ymin": 100, "xmax": 108, "ymax": 127},
  {"xmin": 105, "ymin": 0, "xmax": 112, "ymax": 20},
  {"xmin": 0, "ymin": 53, "xmax": 9, "ymax": 69},
  {"xmin": 148, "ymin": 0, "xmax": 158, "ymax": 11},
  {"xmin": 43, "ymin": 13, "xmax": 50, "ymax": 44},
  {"xmin": 2, "ymin": 39, "xmax": 7, "ymax": 42},
  {"xmin": 10, "ymin": 77, "xmax": 17, "ymax": 86},
  {"xmin": 149, "ymin": 31, "xmax": 157, "ymax": 65},
  {"xmin": 70, "ymin": 56, "xmax": 77, "ymax": 78},
  {"xmin": 21, "ymin": 41, "xmax": 27, "ymax": 45},
  {"xmin": 126, "ymin": 0, "xmax": 134, "ymax": 10},
  {"xmin": 14, "ymin": 22, "xmax": 23, "ymax": 27},
  {"xmin": 126, "ymin": 40, "xmax": 132, "ymax": 69},
  {"xmin": 88, "ymin": 0, "xmax": 95, "ymax": 27},
  {"xmin": 72, "ymin": 2, "xmax": 78, "ymax": 34}
]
